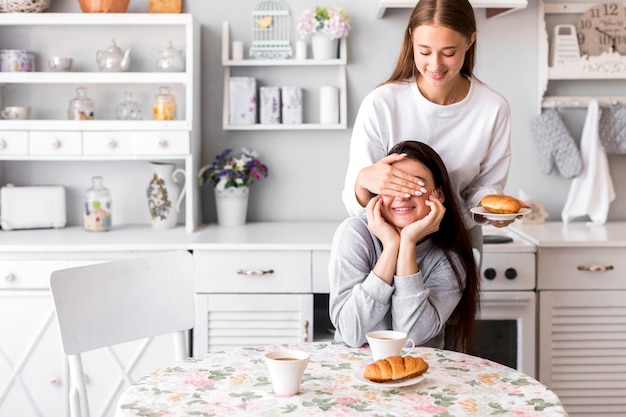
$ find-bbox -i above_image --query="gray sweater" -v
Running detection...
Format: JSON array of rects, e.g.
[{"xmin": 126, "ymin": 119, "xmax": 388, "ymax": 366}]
[{"xmin": 329, "ymin": 215, "xmax": 465, "ymax": 348}]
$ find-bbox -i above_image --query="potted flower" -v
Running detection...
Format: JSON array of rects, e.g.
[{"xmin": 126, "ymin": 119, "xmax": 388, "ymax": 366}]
[
  {"xmin": 198, "ymin": 148, "xmax": 268, "ymax": 226},
  {"xmin": 297, "ymin": 6, "xmax": 351, "ymax": 60}
]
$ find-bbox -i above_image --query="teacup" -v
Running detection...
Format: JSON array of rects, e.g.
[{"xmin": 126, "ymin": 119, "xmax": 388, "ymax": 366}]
[
  {"xmin": 366, "ymin": 330, "xmax": 416, "ymax": 361},
  {"xmin": 1, "ymin": 106, "xmax": 31, "ymax": 120},
  {"xmin": 264, "ymin": 349, "xmax": 309, "ymax": 395}
]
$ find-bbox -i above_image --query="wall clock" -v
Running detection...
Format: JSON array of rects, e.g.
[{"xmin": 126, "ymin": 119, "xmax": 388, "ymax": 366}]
[{"xmin": 577, "ymin": 2, "xmax": 626, "ymax": 56}]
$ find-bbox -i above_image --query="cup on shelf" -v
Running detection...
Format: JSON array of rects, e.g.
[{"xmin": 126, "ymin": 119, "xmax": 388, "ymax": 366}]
[
  {"xmin": 1, "ymin": 106, "xmax": 31, "ymax": 120},
  {"xmin": 48, "ymin": 57, "xmax": 73, "ymax": 72},
  {"xmin": 232, "ymin": 41, "xmax": 244, "ymax": 60},
  {"xmin": 0, "ymin": 50, "xmax": 35, "ymax": 72},
  {"xmin": 366, "ymin": 330, "xmax": 415, "ymax": 361},
  {"xmin": 264, "ymin": 349, "xmax": 309, "ymax": 395}
]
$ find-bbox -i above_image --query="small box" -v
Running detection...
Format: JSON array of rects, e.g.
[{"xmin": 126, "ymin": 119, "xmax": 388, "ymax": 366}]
[
  {"xmin": 282, "ymin": 86, "xmax": 303, "ymax": 124},
  {"xmin": 229, "ymin": 77, "xmax": 257, "ymax": 125},
  {"xmin": 260, "ymin": 86, "xmax": 281, "ymax": 124}
]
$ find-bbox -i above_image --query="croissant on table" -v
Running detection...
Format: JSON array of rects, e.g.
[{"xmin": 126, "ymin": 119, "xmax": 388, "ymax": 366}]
[{"xmin": 363, "ymin": 355, "xmax": 429, "ymax": 383}]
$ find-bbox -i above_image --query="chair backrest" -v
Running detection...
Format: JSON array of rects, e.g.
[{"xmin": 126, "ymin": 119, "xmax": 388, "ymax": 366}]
[{"xmin": 50, "ymin": 250, "xmax": 195, "ymax": 417}]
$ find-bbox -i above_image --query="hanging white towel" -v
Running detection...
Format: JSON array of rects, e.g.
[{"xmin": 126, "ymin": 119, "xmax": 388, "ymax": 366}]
[{"xmin": 561, "ymin": 100, "xmax": 616, "ymax": 224}]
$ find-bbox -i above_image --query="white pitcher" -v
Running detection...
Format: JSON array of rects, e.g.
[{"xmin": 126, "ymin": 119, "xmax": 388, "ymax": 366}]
[{"xmin": 146, "ymin": 162, "xmax": 186, "ymax": 229}]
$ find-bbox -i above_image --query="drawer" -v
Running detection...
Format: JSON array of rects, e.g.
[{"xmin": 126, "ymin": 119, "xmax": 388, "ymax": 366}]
[
  {"xmin": 312, "ymin": 250, "xmax": 330, "ymax": 293},
  {"xmin": 134, "ymin": 131, "xmax": 189, "ymax": 155},
  {"xmin": 194, "ymin": 250, "xmax": 311, "ymax": 293},
  {"xmin": 29, "ymin": 131, "xmax": 82, "ymax": 155},
  {"xmin": 83, "ymin": 131, "xmax": 135, "ymax": 156},
  {"xmin": 0, "ymin": 260, "xmax": 67, "ymax": 289},
  {"xmin": 0, "ymin": 131, "xmax": 28, "ymax": 155},
  {"xmin": 537, "ymin": 247, "xmax": 626, "ymax": 290}
]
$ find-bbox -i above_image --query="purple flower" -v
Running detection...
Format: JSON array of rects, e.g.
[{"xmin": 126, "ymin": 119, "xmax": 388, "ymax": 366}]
[{"xmin": 198, "ymin": 148, "xmax": 268, "ymax": 189}]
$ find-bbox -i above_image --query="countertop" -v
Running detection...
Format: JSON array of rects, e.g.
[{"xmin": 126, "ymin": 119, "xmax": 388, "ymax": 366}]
[
  {"xmin": 512, "ymin": 221, "xmax": 626, "ymax": 248},
  {"xmin": 3, "ymin": 221, "xmax": 620, "ymax": 253}
]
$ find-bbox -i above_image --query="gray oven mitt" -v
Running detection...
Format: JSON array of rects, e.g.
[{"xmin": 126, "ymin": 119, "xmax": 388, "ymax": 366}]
[
  {"xmin": 530, "ymin": 108, "xmax": 583, "ymax": 178},
  {"xmin": 599, "ymin": 104, "xmax": 626, "ymax": 154}
]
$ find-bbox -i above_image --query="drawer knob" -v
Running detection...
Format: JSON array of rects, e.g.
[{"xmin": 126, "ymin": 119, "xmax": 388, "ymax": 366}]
[
  {"xmin": 50, "ymin": 377, "xmax": 60, "ymax": 385},
  {"xmin": 50, "ymin": 139, "xmax": 61, "ymax": 149},
  {"xmin": 4, "ymin": 273, "xmax": 14, "ymax": 282},
  {"xmin": 0, "ymin": 139, "xmax": 5, "ymax": 149},
  {"xmin": 577, "ymin": 265, "xmax": 614, "ymax": 272},
  {"xmin": 157, "ymin": 139, "xmax": 167, "ymax": 148},
  {"xmin": 236, "ymin": 269, "xmax": 274, "ymax": 276},
  {"xmin": 106, "ymin": 139, "xmax": 117, "ymax": 148}
]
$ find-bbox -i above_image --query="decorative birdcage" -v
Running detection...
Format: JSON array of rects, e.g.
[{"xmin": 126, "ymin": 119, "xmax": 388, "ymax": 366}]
[{"xmin": 249, "ymin": 0, "xmax": 293, "ymax": 60}]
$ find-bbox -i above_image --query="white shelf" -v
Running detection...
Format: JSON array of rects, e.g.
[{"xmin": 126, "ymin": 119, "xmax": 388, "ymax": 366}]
[
  {"xmin": 221, "ymin": 21, "xmax": 348, "ymax": 130},
  {"xmin": 0, "ymin": 72, "xmax": 187, "ymax": 84},
  {"xmin": 548, "ymin": 66, "xmax": 626, "ymax": 80},
  {"xmin": 0, "ymin": 13, "xmax": 201, "ymax": 233},
  {"xmin": 376, "ymin": 0, "xmax": 528, "ymax": 18}
]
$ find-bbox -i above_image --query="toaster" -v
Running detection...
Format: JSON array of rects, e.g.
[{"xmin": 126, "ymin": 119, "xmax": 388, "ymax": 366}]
[{"xmin": 1, "ymin": 185, "xmax": 67, "ymax": 230}]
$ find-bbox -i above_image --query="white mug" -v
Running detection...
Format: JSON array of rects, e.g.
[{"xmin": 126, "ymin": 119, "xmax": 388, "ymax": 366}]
[
  {"xmin": 1, "ymin": 106, "xmax": 30, "ymax": 120},
  {"xmin": 264, "ymin": 349, "xmax": 309, "ymax": 395},
  {"xmin": 366, "ymin": 330, "xmax": 416, "ymax": 361}
]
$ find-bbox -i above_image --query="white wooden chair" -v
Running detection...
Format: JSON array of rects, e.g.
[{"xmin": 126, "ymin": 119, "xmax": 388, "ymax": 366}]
[{"xmin": 49, "ymin": 250, "xmax": 195, "ymax": 417}]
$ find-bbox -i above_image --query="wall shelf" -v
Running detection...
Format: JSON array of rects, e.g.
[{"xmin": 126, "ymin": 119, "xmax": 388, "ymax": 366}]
[{"xmin": 221, "ymin": 21, "xmax": 347, "ymax": 130}]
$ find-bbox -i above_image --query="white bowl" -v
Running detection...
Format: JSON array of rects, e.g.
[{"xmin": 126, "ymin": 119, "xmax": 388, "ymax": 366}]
[{"xmin": 48, "ymin": 57, "xmax": 73, "ymax": 72}]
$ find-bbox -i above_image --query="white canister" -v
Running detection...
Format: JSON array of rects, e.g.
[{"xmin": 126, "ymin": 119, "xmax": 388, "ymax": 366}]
[
  {"xmin": 295, "ymin": 41, "xmax": 307, "ymax": 60},
  {"xmin": 320, "ymin": 86, "xmax": 339, "ymax": 124},
  {"xmin": 232, "ymin": 41, "xmax": 244, "ymax": 60}
]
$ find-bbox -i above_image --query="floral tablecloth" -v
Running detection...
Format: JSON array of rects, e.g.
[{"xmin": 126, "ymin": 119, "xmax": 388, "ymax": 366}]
[{"xmin": 115, "ymin": 342, "xmax": 569, "ymax": 417}]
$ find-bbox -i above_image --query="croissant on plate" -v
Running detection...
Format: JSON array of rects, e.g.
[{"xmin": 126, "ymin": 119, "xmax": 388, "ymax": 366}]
[{"xmin": 363, "ymin": 355, "xmax": 429, "ymax": 383}]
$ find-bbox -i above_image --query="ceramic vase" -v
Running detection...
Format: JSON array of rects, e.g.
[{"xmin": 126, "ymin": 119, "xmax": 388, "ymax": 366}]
[
  {"xmin": 214, "ymin": 186, "xmax": 249, "ymax": 226},
  {"xmin": 147, "ymin": 162, "xmax": 186, "ymax": 229},
  {"xmin": 311, "ymin": 33, "xmax": 339, "ymax": 60}
]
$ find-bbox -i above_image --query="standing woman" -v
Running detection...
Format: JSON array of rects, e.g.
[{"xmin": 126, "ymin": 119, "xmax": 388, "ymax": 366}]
[{"xmin": 343, "ymin": 0, "xmax": 514, "ymax": 255}]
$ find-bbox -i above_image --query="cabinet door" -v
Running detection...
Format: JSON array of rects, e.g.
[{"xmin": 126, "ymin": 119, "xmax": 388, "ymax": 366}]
[
  {"xmin": 194, "ymin": 293, "xmax": 313, "ymax": 354},
  {"xmin": 539, "ymin": 291, "xmax": 626, "ymax": 416},
  {"xmin": 0, "ymin": 291, "xmax": 68, "ymax": 417}
]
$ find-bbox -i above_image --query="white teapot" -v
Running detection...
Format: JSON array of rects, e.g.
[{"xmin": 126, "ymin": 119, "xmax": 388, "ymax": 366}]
[
  {"xmin": 156, "ymin": 41, "xmax": 185, "ymax": 72},
  {"xmin": 96, "ymin": 40, "xmax": 131, "ymax": 72}
]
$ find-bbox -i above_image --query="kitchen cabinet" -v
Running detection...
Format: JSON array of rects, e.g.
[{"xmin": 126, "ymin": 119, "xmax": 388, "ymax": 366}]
[
  {"xmin": 0, "ymin": 251, "xmax": 185, "ymax": 417},
  {"xmin": 0, "ymin": 13, "xmax": 201, "ymax": 232},
  {"xmin": 221, "ymin": 22, "xmax": 347, "ymax": 130},
  {"xmin": 514, "ymin": 222, "xmax": 626, "ymax": 417},
  {"xmin": 376, "ymin": 0, "xmax": 529, "ymax": 19},
  {"xmin": 539, "ymin": 2, "xmax": 626, "ymax": 110},
  {"xmin": 191, "ymin": 222, "xmax": 339, "ymax": 355}
]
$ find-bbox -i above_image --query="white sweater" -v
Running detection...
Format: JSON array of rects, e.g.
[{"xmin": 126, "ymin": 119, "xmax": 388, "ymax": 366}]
[{"xmin": 343, "ymin": 78, "xmax": 511, "ymax": 228}]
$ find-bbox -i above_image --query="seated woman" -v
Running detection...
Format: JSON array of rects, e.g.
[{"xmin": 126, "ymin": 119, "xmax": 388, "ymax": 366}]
[{"xmin": 329, "ymin": 141, "xmax": 480, "ymax": 352}]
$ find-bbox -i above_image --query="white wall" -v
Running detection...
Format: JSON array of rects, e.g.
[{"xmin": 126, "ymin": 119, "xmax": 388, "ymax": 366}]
[{"xmin": 26, "ymin": 0, "xmax": 626, "ymax": 224}]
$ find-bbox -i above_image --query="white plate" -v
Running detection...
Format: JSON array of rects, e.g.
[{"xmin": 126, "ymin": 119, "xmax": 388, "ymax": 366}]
[
  {"xmin": 352, "ymin": 368, "xmax": 425, "ymax": 388},
  {"xmin": 470, "ymin": 207, "xmax": 532, "ymax": 221}
]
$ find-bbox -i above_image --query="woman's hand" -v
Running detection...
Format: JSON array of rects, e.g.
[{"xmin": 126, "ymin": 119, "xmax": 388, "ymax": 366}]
[
  {"xmin": 366, "ymin": 195, "xmax": 400, "ymax": 285},
  {"xmin": 400, "ymin": 190, "xmax": 446, "ymax": 245},
  {"xmin": 366, "ymin": 195, "xmax": 400, "ymax": 248},
  {"xmin": 355, "ymin": 154, "xmax": 427, "ymax": 207}
]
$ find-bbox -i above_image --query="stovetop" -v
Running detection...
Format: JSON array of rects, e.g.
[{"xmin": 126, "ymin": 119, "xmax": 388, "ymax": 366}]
[{"xmin": 482, "ymin": 225, "xmax": 536, "ymax": 254}]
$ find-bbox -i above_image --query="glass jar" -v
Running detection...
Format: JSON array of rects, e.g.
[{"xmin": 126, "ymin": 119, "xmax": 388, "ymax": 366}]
[
  {"xmin": 153, "ymin": 86, "xmax": 177, "ymax": 120},
  {"xmin": 115, "ymin": 91, "xmax": 143, "ymax": 120},
  {"xmin": 68, "ymin": 87, "xmax": 94, "ymax": 120},
  {"xmin": 83, "ymin": 176, "xmax": 112, "ymax": 232}
]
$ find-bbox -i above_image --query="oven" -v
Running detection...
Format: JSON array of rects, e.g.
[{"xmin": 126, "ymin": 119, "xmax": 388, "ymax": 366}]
[{"xmin": 475, "ymin": 225, "xmax": 537, "ymax": 378}]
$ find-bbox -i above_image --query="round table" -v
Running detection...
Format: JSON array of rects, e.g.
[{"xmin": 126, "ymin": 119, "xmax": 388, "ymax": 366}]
[{"xmin": 115, "ymin": 342, "xmax": 569, "ymax": 416}]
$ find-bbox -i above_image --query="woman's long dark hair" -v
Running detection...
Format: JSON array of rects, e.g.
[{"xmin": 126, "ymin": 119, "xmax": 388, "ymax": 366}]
[
  {"xmin": 386, "ymin": 0, "xmax": 477, "ymax": 83},
  {"xmin": 388, "ymin": 141, "xmax": 480, "ymax": 352}
]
